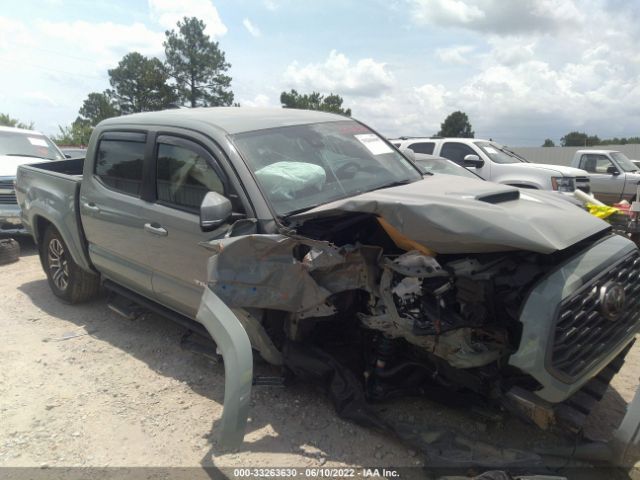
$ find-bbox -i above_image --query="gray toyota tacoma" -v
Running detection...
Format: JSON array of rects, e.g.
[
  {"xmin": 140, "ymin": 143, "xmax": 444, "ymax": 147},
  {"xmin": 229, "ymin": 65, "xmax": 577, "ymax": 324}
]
[{"xmin": 15, "ymin": 108, "xmax": 640, "ymax": 450}]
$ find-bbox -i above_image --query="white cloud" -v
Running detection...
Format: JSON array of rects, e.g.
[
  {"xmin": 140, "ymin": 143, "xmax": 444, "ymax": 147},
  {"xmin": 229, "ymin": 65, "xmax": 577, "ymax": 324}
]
[
  {"xmin": 148, "ymin": 0, "xmax": 227, "ymax": 37},
  {"xmin": 284, "ymin": 50, "xmax": 395, "ymax": 97},
  {"xmin": 242, "ymin": 18, "xmax": 261, "ymax": 37},
  {"xmin": 24, "ymin": 91, "xmax": 59, "ymax": 108},
  {"xmin": 241, "ymin": 94, "xmax": 274, "ymax": 108},
  {"xmin": 34, "ymin": 20, "xmax": 164, "ymax": 72},
  {"xmin": 263, "ymin": 0, "xmax": 279, "ymax": 10},
  {"xmin": 408, "ymin": 0, "xmax": 584, "ymax": 34},
  {"xmin": 410, "ymin": 0, "xmax": 484, "ymax": 25},
  {"xmin": 0, "ymin": 15, "xmax": 168, "ymax": 134},
  {"xmin": 436, "ymin": 45, "xmax": 474, "ymax": 64}
]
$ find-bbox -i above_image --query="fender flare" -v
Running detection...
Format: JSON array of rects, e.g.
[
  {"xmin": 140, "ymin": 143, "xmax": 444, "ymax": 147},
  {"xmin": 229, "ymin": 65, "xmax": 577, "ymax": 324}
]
[{"xmin": 196, "ymin": 287, "xmax": 253, "ymax": 450}]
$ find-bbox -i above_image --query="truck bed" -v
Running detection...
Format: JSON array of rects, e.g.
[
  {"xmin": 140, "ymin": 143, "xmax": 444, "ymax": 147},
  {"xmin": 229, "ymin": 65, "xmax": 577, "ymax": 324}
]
[{"xmin": 15, "ymin": 158, "xmax": 93, "ymax": 272}]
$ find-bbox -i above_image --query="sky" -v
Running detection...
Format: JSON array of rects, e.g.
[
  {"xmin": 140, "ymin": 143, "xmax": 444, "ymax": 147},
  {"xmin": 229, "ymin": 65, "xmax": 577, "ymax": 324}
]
[{"xmin": 1, "ymin": 0, "xmax": 639, "ymax": 146}]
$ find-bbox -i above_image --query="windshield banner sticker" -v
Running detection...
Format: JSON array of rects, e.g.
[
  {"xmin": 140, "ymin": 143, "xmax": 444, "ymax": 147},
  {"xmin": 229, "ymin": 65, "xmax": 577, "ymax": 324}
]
[
  {"xmin": 354, "ymin": 134, "xmax": 393, "ymax": 155},
  {"xmin": 484, "ymin": 146, "xmax": 498, "ymax": 154},
  {"xmin": 28, "ymin": 137, "xmax": 48, "ymax": 147}
]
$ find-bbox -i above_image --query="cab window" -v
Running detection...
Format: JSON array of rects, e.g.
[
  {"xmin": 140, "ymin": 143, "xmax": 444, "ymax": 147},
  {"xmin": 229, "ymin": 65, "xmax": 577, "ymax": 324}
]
[
  {"xmin": 156, "ymin": 139, "xmax": 226, "ymax": 211},
  {"xmin": 579, "ymin": 154, "xmax": 613, "ymax": 174},
  {"xmin": 95, "ymin": 136, "xmax": 145, "ymax": 196},
  {"xmin": 440, "ymin": 142, "xmax": 477, "ymax": 164},
  {"xmin": 408, "ymin": 142, "xmax": 435, "ymax": 154}
]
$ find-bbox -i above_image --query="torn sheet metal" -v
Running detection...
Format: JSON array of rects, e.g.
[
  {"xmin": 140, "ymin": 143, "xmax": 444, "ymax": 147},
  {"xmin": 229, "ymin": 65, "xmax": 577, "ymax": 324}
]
[
  {"xmin": 289, "ymin": 177, "xmax": 610, "ymax": 254},
  {"xmin": 201, "ymin": 235, "xmax": 333, "ymax": 312},
  {"xmin": 201, "ymin": 234, "xmax": 380, "ymax": 313}
]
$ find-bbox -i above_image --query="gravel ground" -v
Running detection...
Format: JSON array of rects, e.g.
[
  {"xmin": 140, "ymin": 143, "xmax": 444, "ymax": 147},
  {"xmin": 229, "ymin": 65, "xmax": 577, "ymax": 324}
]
[{"xmin": 1, "ymin": 236, "xmax": 639, "ymax": 479}]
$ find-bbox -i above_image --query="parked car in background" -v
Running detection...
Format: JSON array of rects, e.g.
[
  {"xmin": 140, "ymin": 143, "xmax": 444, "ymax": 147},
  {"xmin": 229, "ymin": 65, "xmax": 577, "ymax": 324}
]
[
  {"xmin": 16, "ymin": 108, "xmax": 640, "ymax": 447},
  {"xmin": 571, "ymin": 150, "xmax": 640, "ymax": 204},
  {"xmin": 60, "ymin": 147, "xmax": 88, "ymax": 158},
  {"xmin": 409, "ymin": 152, "xmax": 481, "ymax": 179},
  {"xmin": 0, "ymin": 126, "xmax": 63, "ymax": 234},
  {"xmin": 408, "ymin": 151, "xmax": 584, "ymax": 208},
  {"xmin": 391, "ymin": 137, "xmax": 591, "ymax": 194}
]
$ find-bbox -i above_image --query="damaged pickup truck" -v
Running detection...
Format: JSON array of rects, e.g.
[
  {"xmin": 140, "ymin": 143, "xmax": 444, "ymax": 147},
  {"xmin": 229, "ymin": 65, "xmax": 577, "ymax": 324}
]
[{"xmin": 15, "ymin": 108, "xmax": 640, "ymax": 450}]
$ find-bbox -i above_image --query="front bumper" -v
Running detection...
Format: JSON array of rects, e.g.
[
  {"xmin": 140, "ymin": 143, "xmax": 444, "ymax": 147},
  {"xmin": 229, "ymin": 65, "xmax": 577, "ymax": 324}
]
[
  {"xmin": 509, "ymin": 234, "xmax": 640, "ymax": 403},
  {"xmin": 0, "ymin": 203, "xmax": 26, "ymax": 235}
]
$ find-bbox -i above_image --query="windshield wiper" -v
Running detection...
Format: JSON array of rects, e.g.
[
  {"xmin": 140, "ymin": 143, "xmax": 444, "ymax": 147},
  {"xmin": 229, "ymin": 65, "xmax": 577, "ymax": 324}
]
[
  {"xmin": 370, "ymin": 178, "xmax": 415, "ymax": 191},
  {"xmin": 5, "ymin": 153, "xmax": 51, "ymax": 160},
  {"xmin": 502, "ymin": 147, "xmax": 529, "ymax": 163}
]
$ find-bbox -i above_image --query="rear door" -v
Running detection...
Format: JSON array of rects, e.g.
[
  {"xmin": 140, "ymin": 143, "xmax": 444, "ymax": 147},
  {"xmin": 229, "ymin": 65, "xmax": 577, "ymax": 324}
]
[
  {"xmin": 578, "ymin": 153, "xmax": 625, "ymax": 203},
  {"xmin": 145, "ymin": 134, "xmax": 250, "ymax": 318},
  {"xmin": 80, "ymin": 131, "xmax": 154, "ymax": 295}
]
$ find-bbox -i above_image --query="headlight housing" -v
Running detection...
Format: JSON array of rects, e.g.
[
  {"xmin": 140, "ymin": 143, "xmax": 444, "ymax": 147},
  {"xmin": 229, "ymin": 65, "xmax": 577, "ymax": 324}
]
[{"xmin": 551, "ymin": 176, "xmax": 575, "ymax": 192}]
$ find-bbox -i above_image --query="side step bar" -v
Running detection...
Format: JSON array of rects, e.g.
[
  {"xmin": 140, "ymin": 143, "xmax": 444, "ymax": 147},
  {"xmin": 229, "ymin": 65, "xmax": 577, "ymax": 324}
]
[{"xmin": 102, "ymin": 279, "xmax": 210, "ymax": 339}]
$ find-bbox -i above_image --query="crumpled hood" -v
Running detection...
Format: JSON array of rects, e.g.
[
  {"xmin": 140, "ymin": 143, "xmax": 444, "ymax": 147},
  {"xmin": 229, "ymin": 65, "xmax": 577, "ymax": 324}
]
[
  {"xmin": 0, "ymin": 155, "xmax": 46, "ymax": 177},
  {"xmin": 508, "ymin": 162, "xmax": 589, "ymax": 177},
  {"xmin": 290, "ymin": 176, "xmax": 610, "ymax": 254}
]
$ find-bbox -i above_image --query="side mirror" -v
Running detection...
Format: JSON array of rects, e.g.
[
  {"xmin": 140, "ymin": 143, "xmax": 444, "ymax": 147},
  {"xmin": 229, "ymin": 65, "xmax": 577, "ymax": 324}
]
[
  {"xmin": 607, "ymin": 165, "xmax": 620, "ymax": 175},
  {"xmin": 200, "ymin": 191, "xmax": 232, "ymax": 231},
  {"xmin": 463, "ymin": 154, "xmax": 484, "ymax": 168},
  {"xmin": 401, "ymin": 148, "xmax": 416, "ymax": 162}
]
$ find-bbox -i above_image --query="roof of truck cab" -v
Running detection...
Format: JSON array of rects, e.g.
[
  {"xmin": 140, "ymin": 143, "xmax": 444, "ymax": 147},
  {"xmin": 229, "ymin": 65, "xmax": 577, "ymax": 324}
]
[
  {"xmin": 98, "ymin": 107, "xmax": 349, "ymax": 135},
  {"xmin": 575, "ymin": 149, "xmax": 620, "ymax": 154}
]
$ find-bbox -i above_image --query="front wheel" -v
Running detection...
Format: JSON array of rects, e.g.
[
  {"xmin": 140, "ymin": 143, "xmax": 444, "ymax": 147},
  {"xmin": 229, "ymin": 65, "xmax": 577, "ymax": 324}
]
[{"xmin": 41, "ymin": 225, "xmax": 100, "ymax": 303}]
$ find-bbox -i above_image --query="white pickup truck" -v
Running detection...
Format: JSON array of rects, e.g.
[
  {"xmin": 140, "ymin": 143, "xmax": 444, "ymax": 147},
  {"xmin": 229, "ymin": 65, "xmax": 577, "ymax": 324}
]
[
  {"xmin": 571, "ymin": 149, "xmax": 640, "ymax": 204},
  {"xmin": 391, "ymin": 137, "xmax": 591, "ymax": 193}
]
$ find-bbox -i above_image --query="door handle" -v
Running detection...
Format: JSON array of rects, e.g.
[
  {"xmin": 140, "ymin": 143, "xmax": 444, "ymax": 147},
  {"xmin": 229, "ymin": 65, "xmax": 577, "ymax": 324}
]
[
  {"xmin": 144, "ymin": 222, "xmax": 168, "ymax": 237},
  {"xmin": 83, "ymin": 202, "xmax": 100, "ymax": 213}
]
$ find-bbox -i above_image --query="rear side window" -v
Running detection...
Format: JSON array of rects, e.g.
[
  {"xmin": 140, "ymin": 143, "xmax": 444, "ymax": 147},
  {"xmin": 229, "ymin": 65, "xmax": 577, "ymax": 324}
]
[
  {"xmin": 95, "ymin": 139, "xmax": 145, "ymax": 196},
  {"xmin": 440, "ymin": 142, "xmax": 477, "ymax": 164},
  {"xmin": 156, "ymin": 141, "xmax": 225, "ymax": 211},
  {"xmin": 408, "ymin": 142, "xmax": 435, "ymax": 154}
]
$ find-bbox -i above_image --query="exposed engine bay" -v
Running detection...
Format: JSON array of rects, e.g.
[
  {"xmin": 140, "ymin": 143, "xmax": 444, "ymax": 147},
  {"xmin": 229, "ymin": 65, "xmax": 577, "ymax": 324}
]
[{"xmin": 202, "ymin": 212, "xmax": 588, "ymax": 406}]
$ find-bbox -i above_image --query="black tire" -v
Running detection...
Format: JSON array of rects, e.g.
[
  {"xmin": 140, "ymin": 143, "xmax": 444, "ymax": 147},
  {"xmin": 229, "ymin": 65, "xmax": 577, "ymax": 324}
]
[
  {"xmin": 41, "ymin": 225, "xmax": 100, "ymax": 303},
  {"xmin": 0, "ymin": 238, "xmax": 20, "ymax": 265}
]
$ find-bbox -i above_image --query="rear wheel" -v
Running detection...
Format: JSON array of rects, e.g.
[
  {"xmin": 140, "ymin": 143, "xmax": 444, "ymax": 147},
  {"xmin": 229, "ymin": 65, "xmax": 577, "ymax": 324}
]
[{"xmin": 42, "ymin": 225, "xmax": 100, "ymax": 303}]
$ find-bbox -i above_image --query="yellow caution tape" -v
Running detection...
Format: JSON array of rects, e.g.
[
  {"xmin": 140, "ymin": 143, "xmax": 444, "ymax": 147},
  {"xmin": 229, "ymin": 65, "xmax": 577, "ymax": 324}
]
[{"xmin": 586, "ymin": 203, "xmax": 620, "ymax": 219}]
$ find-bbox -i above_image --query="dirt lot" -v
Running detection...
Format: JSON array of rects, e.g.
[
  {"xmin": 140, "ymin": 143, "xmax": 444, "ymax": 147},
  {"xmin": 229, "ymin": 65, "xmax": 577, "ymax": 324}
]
[{"xmin": 1, "ymin": 236, "xmax": 639, "ymax": 478}]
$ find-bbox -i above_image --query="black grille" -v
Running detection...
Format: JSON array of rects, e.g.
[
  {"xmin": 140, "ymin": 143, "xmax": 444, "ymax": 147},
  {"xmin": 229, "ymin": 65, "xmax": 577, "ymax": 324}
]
[
  {"xmin": 0, "ymin": 193, "xmax": 17, "ymax": 204},
  {"xmin": 575, "ymin": 177, "xmax": 590, "ymax": 194},
  {"xmin": 550, "ymin": 251, "xmax": 640, "ymax": 380},
  {"xmin": 0, "ymin": 180, "xmax": 17, "ymax": 204}
]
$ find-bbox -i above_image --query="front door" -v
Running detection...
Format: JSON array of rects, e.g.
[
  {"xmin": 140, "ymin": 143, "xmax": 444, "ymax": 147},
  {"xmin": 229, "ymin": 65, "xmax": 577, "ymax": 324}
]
[
  {"xmin": 578, "ymin": 153, "xmax": 625, "ymax": 204},
  {"xmin": 439, "ymin": 141, "xmax": 490, "ymax": 179},
  {"xmin": 144, "ymin": 135, "xmax": 248, "ymax": 318}
]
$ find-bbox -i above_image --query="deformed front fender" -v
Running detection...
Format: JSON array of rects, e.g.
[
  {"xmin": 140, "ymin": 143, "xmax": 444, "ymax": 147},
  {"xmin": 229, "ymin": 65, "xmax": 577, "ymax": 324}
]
[{"xmin": 196, "ymin": 287, "xmax": 253, "ymax": 450}]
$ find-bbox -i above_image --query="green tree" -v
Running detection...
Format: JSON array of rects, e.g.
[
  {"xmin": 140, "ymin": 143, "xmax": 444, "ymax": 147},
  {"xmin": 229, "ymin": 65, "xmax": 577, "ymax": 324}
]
[
  {"xmin": 599, "ymin": 137, "xmax": 640, "ymax": 145},
  {"xmin": 0, "ymin": 113, "xmax": 34, "ymax": 130},
  {"xmin": 79, "ymin": 92, "xmax": 120, "ymax": 126},
  {"xmin": 280, "ymin": 90, "xmax": 351, "ymax": 115},
  {"xmin": 164, "ymin": 17, "xmax": 234, "ymax": 107},
  {"xmin": 560, "ymin": 131, "xmax": 600, "ymax": 147},
  {"xmin": 437, "ymin": 111, "xmax": 474, "ymax": 138},
  {"xmin": 52, "ymin": 118, "xmax": 92, "ymax": 145},
  {"xmin": 542, "ymin": 138, "xmax": 555, "ymax": 147},
  {"xmin": 108, "ymin": 52, "xmax": 177, "ymax": 114}
]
